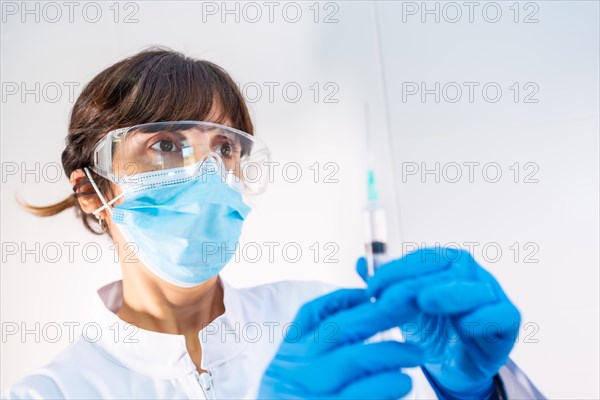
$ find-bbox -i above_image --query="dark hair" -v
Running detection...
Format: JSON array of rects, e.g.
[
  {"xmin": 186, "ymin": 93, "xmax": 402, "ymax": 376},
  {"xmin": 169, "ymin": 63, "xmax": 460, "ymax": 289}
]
[{"xmin": 22, "ymin": 47, "xmax": 253, "ymax": 234}]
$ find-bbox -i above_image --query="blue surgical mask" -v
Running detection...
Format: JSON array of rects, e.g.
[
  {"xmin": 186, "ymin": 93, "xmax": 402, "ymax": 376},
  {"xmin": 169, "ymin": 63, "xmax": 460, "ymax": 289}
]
[{"xmin": 87, "ymin": 159, "xmax": 251, "ymax": 288}]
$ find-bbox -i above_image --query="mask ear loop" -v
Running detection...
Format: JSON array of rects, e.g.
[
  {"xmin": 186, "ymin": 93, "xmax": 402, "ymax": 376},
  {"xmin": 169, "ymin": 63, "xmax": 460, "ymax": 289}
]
[
  {"xmin": 83, "ymin": 167, "xmax": 117, "ymax": 216},
  {"xmin": 94, "ymin": 192, "xmax": 125, "ymax": 214}
]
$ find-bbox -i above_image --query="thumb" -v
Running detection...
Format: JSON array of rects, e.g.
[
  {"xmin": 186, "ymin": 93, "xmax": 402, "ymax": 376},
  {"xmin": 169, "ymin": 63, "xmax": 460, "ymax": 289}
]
[{"xmin": 356, "ymin": 257, "xmax": 369, "ymax": 283}]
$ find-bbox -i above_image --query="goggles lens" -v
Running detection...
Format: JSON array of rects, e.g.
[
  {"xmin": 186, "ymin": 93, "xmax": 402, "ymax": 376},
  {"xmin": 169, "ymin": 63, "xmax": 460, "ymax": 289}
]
[{"xmin": 91, "ymin": 121, "xmax": 271, "ymax": 195}]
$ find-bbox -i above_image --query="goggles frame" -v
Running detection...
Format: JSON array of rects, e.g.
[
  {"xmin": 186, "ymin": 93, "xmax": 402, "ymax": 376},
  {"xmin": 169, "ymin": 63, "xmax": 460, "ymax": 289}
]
[{"xmin": 87, "ymin": 120, "xmax": 271, "ymax": 195}]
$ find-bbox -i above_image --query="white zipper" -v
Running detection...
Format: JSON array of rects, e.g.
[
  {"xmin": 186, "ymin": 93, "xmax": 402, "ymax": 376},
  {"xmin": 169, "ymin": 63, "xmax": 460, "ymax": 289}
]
[{"xmin": 196, "ymin": 370, "xmax": 216, "ymax": 400}]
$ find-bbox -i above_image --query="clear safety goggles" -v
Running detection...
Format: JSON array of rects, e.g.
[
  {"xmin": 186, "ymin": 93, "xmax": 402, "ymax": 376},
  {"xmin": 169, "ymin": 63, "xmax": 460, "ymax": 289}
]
[{"xmin": 87, "ymin": 121, "xmax": 271, "ymax": 196}]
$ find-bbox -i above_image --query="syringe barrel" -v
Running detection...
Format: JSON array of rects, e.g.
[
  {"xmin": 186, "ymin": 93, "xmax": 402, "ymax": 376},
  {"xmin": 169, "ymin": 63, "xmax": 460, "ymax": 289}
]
[
  {"xmin": 364, "ymin": 202, "xmax": 388, "ymax": 277},
  {"xmin": 365, "ymin": 203, "xmax": 387, "ymax": 242}
]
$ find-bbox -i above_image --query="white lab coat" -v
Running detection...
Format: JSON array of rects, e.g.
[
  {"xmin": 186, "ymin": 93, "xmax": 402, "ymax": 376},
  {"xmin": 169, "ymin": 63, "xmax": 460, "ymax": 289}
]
[{"xmin": 4, "ymin": 278, "xmax": 545, "ymax": 399}]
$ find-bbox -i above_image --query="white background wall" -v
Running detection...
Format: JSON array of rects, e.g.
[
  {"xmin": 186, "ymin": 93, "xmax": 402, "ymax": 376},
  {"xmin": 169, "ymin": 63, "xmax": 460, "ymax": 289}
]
[{"xmin": 1, "ymin": 1, "xmax": 598, "ymax": 398}]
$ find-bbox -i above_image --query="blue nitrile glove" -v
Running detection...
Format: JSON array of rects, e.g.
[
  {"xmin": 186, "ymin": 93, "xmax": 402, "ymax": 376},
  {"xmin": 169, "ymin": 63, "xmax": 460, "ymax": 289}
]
[
  {"xmin": 357, "ymin": 248, "xmax": 520, "ymax": 399},
  {"xmin": 258, "ymin": 288, "xmax": 425, "ymax": 399}
]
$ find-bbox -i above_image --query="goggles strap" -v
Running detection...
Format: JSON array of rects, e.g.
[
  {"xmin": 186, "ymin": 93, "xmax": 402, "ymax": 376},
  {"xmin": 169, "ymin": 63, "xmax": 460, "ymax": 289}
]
[{"xmin": 83, "ymin": 167, "xmax": 114, "ymax": 216}]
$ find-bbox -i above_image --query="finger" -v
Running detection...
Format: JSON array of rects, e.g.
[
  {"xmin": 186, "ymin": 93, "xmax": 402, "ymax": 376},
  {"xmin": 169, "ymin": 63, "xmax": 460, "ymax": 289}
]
[
  {"xmin": 336, "ymin": 370, "xmax": 413, "ymax": 400},
  {"xmin": 417, "ymin": 280, "xmax": 499, "ymax": 315},
  {"xmin": 294, "ymin": 341, "xmax": 423, "ymax": 394},
  {"xmin": 458, "ymin": 301, "xmax": 521, "ymax": 338},
  {"xmin": 375, "ymin": 282, "xmax": 420, "ymax": 323},
  {"xmin": 368, "ymin": 248, "xmax": 452, "ymax": 298},
  {"xmin": 373, "ymin": 271, "xmax": 459, "ymax": 324},
  {"xmin": 477, "ymin": 267, "xmax": 510, "ymax": 302},
  {"xmin": 298, "ymin": 300, "xmax": 411, "ymax": 356},
  {"xmin": 290, "ymin": 289, "xmax": 369, "ymax": 341},
  {"xmin": 458, "ymin": 301, "xmax": 521, "ymax": 361},
  {"xmin": 355, "ymin": 257, "xmax": 369, "ymax": 283}
]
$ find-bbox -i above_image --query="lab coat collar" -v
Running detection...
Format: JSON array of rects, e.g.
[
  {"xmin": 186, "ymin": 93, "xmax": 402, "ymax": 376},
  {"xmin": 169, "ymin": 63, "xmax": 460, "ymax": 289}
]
[{"xmin": 89, "ymin": 277, "xmax": 248, "ymax": 379}]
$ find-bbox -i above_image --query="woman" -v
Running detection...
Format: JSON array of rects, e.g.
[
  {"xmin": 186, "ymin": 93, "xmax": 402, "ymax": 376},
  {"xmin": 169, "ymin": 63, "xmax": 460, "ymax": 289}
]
[{"xmin": 4, "ymin": 48, "xmax": 544, "ymax": 399}]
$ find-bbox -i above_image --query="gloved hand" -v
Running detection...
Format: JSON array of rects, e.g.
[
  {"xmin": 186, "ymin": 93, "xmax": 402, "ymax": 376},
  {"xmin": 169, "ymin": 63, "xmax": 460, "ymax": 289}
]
[
  {"xmin": 258, "ymin": 288, "xmax": 425, "ymax": 399},
  {"xmin": 357, "ymin": 248, "xmax": 520, "ymax": 399}
]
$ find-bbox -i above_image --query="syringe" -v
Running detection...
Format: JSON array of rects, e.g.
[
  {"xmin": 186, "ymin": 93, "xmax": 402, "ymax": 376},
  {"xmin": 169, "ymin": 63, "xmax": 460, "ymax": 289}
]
[{"xmin": 364, "ymin": 166, "xmax": 388, "ymax": 278}]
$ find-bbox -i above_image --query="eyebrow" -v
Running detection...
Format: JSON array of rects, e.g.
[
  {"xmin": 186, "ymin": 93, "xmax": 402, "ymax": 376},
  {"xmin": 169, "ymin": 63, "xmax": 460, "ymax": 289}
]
[{"xmin": 144, "ymin": 130, "xmax": 191, "ymax": 145}]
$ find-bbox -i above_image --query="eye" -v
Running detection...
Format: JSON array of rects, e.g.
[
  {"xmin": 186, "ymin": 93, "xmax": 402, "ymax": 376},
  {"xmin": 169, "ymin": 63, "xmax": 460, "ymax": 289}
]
[
  {"xmin": 217, "ymin": 143, "xmax": 232, "ymax": 158},
  {"xmin": 150, "ymin": 139, "xmax": 178, "ymax": 153}
]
